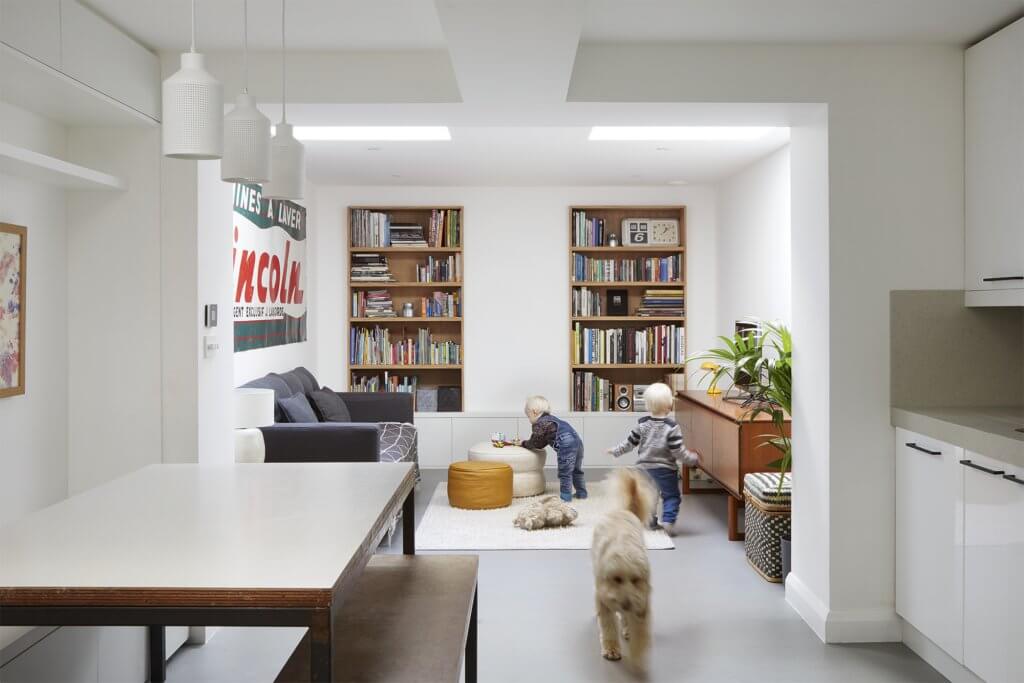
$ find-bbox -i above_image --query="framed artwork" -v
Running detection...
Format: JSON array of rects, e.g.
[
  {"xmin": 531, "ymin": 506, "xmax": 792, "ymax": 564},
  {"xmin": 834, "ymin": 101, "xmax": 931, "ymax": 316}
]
[{"xmin": 0, "ymin": 223, "xmax": 26, "ymax": 398}]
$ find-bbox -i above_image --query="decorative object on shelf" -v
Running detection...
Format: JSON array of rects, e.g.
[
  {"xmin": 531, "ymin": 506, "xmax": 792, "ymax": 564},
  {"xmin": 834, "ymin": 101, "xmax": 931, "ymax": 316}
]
[
  {"xmin": 622, "ymin": 218, "xmax": 680, "ymax": 246},
  {"xmin": 402, "ymin": 302, "xmax": 415, "ymax": 317},
  {"xmin": 416, "ymin": 386, "xmax": 438, "ymax": 412},
  {"xmin": 613, "ymin": 383, "xmax": 634, "ymax": 411},
  {"xmin": 263, "ymin": 0, "xmax": 305, "ymax": 200},
  {"xmin": 700, "ymin": 363, "xmax": 723, "ymax": 395},
  {"xmin": 607, "ymin": 233, "xmax": 619, "ymax": 247},
  {"xmin": 162, "ymin": 0, "xmax": 223, "ymax": 159},
  {"xmin": 232, "ymin": 387, "xmax": 274, "ymax": 463},
  {"xmin": 490, "ymin": 432, "xmax": 507, "ymax": 448},
  {"xmin": 606, "ymin": 288, "xmax": 628, "ymax": 316},
  {"xmin": 0, "ymin": 223, "xmax": 26, "ymax": 398},
  {"xmin": 222, "ymin": 0, "xmax": 270, "ymax": 183}
]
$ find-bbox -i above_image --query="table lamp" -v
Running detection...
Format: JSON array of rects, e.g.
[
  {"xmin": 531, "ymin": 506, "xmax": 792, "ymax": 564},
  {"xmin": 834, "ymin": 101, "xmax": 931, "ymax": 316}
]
[
  {"xmin": 234, "ymin": 388, "xmax": 275, "ymax": 462},
  {"xmin": 701, "ymin": 362, "xmax": 723, "ymax": 395}
]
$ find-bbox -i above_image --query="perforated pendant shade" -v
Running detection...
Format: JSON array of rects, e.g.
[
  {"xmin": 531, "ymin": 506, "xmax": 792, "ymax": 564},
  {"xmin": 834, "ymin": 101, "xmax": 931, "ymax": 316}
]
[
  {"xmin": 222, "ymin": 93, "xmax": 271, "ymax": 182},
  {"xmin": 262, "ymin": 123, "xmax": 305, "ymax": 200},
  {"xmin": 162, "ymin": 52, "xmax": 223, "ymax": 159}
]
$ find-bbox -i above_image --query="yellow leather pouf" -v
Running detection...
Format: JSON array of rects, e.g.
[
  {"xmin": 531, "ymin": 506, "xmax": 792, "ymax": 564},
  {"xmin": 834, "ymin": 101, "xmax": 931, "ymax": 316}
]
[{"xmin": 448, "ymin": 460, "xmax": 513, "ymax": 510}]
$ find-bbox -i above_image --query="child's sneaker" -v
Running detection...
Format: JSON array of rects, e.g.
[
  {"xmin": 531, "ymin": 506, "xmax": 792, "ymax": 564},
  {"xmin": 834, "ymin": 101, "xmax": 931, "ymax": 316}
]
[
  {"xmin": 560, "ymin": 492, "xmax": 573, "ymax": 503},
  {"xmin": 574, "ymin": 491, "xmax": 588, "ymax": 500},
  {"xmin": 661, "ymin": 520, "xmax": 679, "ymax": 536}
]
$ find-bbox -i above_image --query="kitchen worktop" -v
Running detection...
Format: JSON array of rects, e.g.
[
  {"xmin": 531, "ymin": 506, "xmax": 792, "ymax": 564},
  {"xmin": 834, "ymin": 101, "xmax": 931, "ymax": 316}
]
[{"xmin": 891, "ymin": 406, "xmax": 1024, "ymax": 468}]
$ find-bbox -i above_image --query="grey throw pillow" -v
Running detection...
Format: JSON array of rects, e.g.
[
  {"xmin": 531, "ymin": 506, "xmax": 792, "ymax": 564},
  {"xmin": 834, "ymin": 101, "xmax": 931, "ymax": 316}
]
[
  {"xmin": 308, "ymin": 387, "xmax": 351, "ymax": 422},
  {"xmin": 277, "ymin": 393, "xmax": 318, "ymax": 423}
]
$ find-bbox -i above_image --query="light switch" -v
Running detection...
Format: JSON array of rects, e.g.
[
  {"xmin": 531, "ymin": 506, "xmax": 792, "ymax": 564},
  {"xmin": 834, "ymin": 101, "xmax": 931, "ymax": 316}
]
[
  {"xmin": 203, "ymin": 335, "xmax": 219, "ymax": 358},
  {"xmin": 204, "ymin": 304, "xmax": 218, "ymax": 328}
]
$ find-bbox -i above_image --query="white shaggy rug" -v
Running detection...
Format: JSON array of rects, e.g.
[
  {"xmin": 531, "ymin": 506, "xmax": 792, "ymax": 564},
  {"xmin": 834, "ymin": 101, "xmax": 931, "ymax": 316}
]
[{"xmin": 415, "ymin": 481, "xmax": 675, "ymax": 551}]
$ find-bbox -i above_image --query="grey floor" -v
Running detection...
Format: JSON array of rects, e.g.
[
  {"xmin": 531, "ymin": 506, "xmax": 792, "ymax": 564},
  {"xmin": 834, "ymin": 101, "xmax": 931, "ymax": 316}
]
[{"xmin": 166, "ymin": 468, "xmax": 946, "ymax": 683}]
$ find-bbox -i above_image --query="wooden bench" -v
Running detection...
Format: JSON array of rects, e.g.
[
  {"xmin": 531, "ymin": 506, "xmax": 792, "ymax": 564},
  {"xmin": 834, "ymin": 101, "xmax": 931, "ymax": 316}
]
[{"xmin": 276, "ymin": 555, "xmax": 479, "ymax": 683}]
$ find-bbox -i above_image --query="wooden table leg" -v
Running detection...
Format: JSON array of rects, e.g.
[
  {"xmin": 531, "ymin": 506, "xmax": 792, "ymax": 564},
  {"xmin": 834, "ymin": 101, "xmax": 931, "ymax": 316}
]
[
  {"xmin": 403, "ymin": 486, "xmax": 415, "ymax": 555},
  {"xmin": 727, "ymin": 495, "xmax": 745, "ymax": 542},
  {"xmin": 466, "ymin": 587, "xmax": 478, "ymax": 683},
  {"xmin": 308, "ymin": 608, "xmax": 333, "ymax": 682},
  {"xmin": 148, "ymin": 625, "xmax": 166, "ymax": 683},
  {"xmin": 681, "ymin": 465, "xmax": 692, "ymax": 495}
]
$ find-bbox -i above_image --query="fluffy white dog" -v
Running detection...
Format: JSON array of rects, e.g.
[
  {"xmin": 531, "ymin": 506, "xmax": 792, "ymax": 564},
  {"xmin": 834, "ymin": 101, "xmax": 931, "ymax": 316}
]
[{"xmin": 591, "ymin": 468, "xmax": 657, "ymax": 672}]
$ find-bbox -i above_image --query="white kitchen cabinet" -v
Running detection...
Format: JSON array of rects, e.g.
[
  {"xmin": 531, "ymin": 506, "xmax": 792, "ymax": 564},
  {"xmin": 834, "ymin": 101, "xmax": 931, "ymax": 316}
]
[
  {"xmin": 894, "ymin": 429, "xmax": 964, "ymax": 661},
  {"xmin": 965, "ymin": 16, "xmax": 1024, "ymax": 305},
  {"xmin": 0, "ymin": 0, "xmax": 61, "ymax": 68},
  {"xmin": 962, "ymin": 452, "xmax": 1024, "ymax": 683}
]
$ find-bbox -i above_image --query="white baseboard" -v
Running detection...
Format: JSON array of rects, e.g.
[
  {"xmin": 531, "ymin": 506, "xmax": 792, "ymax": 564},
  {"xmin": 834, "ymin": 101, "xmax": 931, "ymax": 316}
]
[
  {"xmin": 901, "ymin": 620, "xmax": 981, "ymax": 683},
  {"xmin": 785, "ymin": 573, "xmax": 900, "ymax": 643}
]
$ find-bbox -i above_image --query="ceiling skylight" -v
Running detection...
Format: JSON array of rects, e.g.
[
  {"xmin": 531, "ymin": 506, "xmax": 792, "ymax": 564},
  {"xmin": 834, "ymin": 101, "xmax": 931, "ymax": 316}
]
[
  {"xmin": 286, "ymin": 126, "xmax": 452, "ymax": 141},
  {"xmin": 588, "ymin": 126, "xmax": 784, "ymax": 141}
]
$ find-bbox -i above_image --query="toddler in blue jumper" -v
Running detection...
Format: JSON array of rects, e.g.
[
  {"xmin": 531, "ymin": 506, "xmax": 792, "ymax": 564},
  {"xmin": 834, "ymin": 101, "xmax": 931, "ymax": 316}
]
[
  {"xmin": 514, "ymin": 395, "xmax": 586, "ymax": 502},
  {"xmin": 608, "ymin": 382, "xmax": 701, "ymax": 534}
]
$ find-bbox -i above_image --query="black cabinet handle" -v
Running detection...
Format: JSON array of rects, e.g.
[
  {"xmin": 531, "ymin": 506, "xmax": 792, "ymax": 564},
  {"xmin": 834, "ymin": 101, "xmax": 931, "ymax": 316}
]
[
  {"xmin": 960, "ymin": 459, "xmax": 1005, "ymax": 475},
  {"xmin": 1004, "ymin": 474, "xmax": 1024, "ymax": 487},
  {"xmin": 906, "ymin": 442, "xmax": 941, "ymax": 455},
  {"xmin": 982, "ymin": 275, "xmax": 1024, "ymax": 282}
]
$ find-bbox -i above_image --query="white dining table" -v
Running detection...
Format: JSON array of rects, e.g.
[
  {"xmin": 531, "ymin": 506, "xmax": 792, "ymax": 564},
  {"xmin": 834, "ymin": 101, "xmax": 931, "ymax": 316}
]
[{"xmin": 0, "ymin": 462, "xmax": 417, "ymax": 682}]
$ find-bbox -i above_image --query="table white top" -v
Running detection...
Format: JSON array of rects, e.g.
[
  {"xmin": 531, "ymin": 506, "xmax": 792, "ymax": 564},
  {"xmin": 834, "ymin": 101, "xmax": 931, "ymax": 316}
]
[{"xmin": 0, "ymin": 463, "xmax": 414, "ymax": 607}]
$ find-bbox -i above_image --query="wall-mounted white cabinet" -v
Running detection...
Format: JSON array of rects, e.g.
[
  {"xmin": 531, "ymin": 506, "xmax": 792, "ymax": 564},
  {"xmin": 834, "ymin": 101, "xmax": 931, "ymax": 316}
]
[
  {"xmin": 962, "ymin": 452, "xmax": 1023, "ymax": 683},
  {"xmin": 894, "ymin": 429, "xmax": 964, "ymax": 662},
  {"xmin": 965, "ymin": 17, "xmax": 1024, "ymax": 307}
]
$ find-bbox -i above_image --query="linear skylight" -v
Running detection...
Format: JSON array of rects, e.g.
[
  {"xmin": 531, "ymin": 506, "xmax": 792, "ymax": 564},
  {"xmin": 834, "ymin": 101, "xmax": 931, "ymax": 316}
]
[
  {"xmin": 588, "ymin": 126, "xmax": 784, "ymax": 141},
  {"xmin": 284, "ymin": 126, "xmax": 451, "ymax": 141}
]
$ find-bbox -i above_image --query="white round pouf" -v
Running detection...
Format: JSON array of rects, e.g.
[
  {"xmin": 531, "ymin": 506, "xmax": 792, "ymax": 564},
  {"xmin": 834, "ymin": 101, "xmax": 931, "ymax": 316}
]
[{"xmin": 468, "ymin": 442, "xmax": 546, "ymax": 497}]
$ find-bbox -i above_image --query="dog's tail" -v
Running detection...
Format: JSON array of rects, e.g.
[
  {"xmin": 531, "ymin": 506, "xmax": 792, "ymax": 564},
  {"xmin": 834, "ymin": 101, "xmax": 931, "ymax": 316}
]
[{"xmin": 608, "ymin": 468, "xmax": 657, "ymax": 523}]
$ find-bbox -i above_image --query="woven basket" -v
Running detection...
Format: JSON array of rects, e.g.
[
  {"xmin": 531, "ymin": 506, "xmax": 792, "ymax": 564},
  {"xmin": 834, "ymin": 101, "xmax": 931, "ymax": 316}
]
[{"xmin": 743, "ymin": 472, "xmax": 792, "ymax": 583}]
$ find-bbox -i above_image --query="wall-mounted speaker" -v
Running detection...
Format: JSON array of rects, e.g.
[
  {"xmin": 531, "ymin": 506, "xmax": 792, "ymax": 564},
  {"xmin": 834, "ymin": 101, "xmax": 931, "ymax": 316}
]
[{"xmin": 614, "ymin": 384, "xmax": 634, "ymax": 411}]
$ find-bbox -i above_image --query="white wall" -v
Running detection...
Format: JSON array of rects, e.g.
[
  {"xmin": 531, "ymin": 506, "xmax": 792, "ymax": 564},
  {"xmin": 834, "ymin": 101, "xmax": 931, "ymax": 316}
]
[
  {"xmin": 715, "ymin": 145, "xmax": 791, "ymax": 333},
  {"xmin": 313, "ymin": 185, "xmax": 716, "ymax": 410},
  {"xmin": 570, "ymin": 42, "xmax": 964, "ymax": 642}
]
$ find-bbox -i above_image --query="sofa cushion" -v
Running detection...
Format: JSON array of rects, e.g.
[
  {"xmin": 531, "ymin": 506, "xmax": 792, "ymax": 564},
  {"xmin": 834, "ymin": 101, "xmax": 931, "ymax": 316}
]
[
  {"xmin": 291, "ymin": 366, "xmax": 320, "ymax": 394},
  {"xmin": 241, "ymin": 373, "xmax": 293, "ymax": 422},
  {"xmin": 277, "ymin": 371, "xmax": 306, "ymax": 396},
  {"xmin": 278, "ymin": 393, "xmax": 318, "ymax": 423},
  {"xmin": 308, "ymin": 387, "xmax": 351, "ymax": 423},
  {"xmin": 378, "ymin": 422, "xmax": 418, "ymax": 466}
]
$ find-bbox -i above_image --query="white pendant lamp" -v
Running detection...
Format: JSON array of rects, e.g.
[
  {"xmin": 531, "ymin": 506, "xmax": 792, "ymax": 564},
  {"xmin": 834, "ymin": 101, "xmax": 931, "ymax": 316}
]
[
  {"xmin": 222, "ymin": 0, "xmax": 271, "ymax": 183},
  {"xmin": 262, "ymin": 0, "xmax": 305, "ymax": 200},
  {"xmin": 162, "ymin": 0, "xmax": 223, "ymax": 159}
]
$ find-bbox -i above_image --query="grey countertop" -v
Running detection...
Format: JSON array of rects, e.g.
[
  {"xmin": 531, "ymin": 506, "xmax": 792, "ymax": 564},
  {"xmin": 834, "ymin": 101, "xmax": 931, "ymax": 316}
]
[{"xmin": 891, "ymin": 406, "xmax": 1024, "ymax": 468}]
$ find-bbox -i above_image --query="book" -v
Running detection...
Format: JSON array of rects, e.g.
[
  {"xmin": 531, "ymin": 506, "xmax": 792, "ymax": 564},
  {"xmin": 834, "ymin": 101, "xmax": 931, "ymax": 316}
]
[
  {"xmin": 415, "ymin": 254, "xmax": 462, "ymax": 283},
  {"xmin": 350, "ymin": 253, "xmax": 394, "ymax": 282},
  {"xmin": 572, "ymin": 253, "xmax": 681, "ymax": 282},
  {"xmin": 351, "ymin": 209, "xmax": 391, "ymax": 247},
  {"xmin": 572, "ymin": 210, "xmax": 605, "ymax": 247},
  {"xmin": 390, "ymin": 224, "xmax": 428, "ymax": 247},
  {"xmin": 572, "ymin": 322, "xmax": 685, "ymax": 365},
  {"xmin": 352, "ymin": 289, "xmax": 396, "ymax": 317},
  {"xmin": 350, "ymin": 326, "xmax": 461, "ymax": 366}
]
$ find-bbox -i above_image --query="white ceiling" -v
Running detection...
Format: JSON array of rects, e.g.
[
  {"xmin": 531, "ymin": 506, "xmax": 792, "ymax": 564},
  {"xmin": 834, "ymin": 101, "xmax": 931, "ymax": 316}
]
[
  {"xmin": 83, "ymin": 0, "xmax": 1023, "ymax": 52},
  {"xmin": 303, "ymin": 125, "xmax": 790, "ymax": 186}
]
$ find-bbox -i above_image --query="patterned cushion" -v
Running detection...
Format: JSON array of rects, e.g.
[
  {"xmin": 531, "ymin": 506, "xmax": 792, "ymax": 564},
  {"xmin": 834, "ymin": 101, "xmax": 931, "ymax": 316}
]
[{"xmin": 378, "ymin": 422, "xmax": 419, "ymax": 479}]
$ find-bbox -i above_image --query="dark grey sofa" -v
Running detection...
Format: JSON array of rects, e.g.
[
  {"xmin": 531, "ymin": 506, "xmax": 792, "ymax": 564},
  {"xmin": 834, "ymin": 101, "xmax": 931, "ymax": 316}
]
[{"xmin": 240, "ymin": 366, "xmax": 416, "ymax": 467}]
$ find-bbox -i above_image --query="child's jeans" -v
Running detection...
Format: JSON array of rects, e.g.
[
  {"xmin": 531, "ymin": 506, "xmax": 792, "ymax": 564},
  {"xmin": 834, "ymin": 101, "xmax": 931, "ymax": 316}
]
[
  {"xmin": 555, "ymin": 438, "xmax": 587, "ymax": 498},
  {"xmin": 646, "ymin": 466, "xmax": 681, "ymax": 524}
]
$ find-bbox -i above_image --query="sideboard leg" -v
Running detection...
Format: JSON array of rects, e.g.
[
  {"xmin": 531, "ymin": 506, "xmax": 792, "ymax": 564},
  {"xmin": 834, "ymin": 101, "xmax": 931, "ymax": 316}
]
[{"xmin": 727, "ymin": 495, "xmax": 745, "ymax": 542}]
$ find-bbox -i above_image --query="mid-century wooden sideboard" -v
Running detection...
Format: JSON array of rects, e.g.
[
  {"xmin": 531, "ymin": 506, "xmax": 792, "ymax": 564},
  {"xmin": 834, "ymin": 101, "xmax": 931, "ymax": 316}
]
[{"xmin": 675, "ymin": 390, "xmax": 791, "ymax": 541}]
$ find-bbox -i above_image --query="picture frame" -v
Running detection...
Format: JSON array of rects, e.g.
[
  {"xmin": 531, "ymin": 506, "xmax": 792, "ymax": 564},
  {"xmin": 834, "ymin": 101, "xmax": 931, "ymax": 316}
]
[{"xmin": 0, "ymin": 223, "xmax": 26, "ymax": 398}]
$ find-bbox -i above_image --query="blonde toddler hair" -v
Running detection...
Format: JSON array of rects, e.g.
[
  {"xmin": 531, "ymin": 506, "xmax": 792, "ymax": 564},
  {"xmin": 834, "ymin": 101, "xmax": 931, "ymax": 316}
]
[
  {"xmin": 524, "ymin": 395, "xmax": 550, "ymax": 421},
  {"xmin": 643, "ymin": 382, "xmax": 674, "ymax": 417}
]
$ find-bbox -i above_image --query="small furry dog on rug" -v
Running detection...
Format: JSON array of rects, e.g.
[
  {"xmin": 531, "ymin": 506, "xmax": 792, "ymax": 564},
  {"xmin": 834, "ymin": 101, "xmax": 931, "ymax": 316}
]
[
  {"xmin": 591, "ymin": 469, "xmax": 657, "ymax": 672},
  {"xmin": 513, "ymin": 496, "xmax": 578, "ymax": 530}
]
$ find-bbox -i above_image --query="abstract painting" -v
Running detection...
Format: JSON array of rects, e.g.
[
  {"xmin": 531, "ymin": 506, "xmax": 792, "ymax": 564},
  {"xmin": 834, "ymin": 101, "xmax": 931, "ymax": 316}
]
[{"xmin": 0, "ymin": 223, "xmax": 25, "ymax": 398}]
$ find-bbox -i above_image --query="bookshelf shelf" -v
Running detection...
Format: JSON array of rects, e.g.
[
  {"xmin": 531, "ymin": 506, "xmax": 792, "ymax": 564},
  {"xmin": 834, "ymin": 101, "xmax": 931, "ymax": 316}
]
[
  {"xmin": 348, "ymin": 206, "xmax": 465, "ymax": 411},
  {"xmin": 569, "ymin": 205, "xmax": 687, "ymax": 412}
]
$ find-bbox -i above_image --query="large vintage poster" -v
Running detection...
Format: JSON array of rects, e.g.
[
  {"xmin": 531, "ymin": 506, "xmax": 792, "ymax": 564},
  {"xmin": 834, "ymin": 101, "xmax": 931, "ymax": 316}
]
[{"xmin": 232, "ymin": 184, "xmax": 307, "ymax": 352}]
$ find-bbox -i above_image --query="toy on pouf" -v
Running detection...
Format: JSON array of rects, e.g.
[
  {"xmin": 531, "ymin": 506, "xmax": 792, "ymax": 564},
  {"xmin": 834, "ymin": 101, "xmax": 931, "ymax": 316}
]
[{"xmin": 513, "ymin": 496, "xmax": 579, "ymax": 530}]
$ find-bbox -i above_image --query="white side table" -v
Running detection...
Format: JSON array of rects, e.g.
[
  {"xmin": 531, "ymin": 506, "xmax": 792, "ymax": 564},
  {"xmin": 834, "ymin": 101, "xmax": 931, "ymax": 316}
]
[{"xmin": 468, "ymin": 442, "xmax": 546, "ymax": 497}]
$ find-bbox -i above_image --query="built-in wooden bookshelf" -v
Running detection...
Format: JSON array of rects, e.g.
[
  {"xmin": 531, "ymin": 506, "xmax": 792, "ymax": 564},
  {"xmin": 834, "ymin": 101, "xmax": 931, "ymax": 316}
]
[
  {"xmin": 569, "ymin": 206, "xmax": 687, "ymax": 412},
  {"xmin": 347, "ymin": 206, "xmax": 464, "ymax": 411}
]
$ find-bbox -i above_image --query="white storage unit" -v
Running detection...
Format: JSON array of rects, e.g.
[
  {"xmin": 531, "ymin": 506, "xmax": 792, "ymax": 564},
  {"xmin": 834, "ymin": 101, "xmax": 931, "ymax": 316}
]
[
  {"xmin": 894, "ymin": 429, "xmax": 964, "ymax": 661},
  {"xmin": 965, "ymin": 17, "xmax": 1024, "ymax": 307},
  {"xmin": 413, "ymin": 415, "xmax": 454, "ymax": 468},
  {"xmin": 962, "ymin": 452, "xmax": 1024, "ymax": 683}
]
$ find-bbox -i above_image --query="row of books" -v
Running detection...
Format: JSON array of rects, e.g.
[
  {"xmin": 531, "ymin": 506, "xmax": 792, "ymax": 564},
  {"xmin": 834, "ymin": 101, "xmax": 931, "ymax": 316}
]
[
  {"xmin": 351, "ymin": 290, "xmax": 395, "ymax": 318},
  {"xmin": 389, "ymin": 224, "xmax": 428, "ymax": 247},
  {"xmin": 349, "ymin": 373, "xmax": 417, "ymax": 395},
  {"xmin": 572, "ymin": 286, "xmax": 603, "ymax": 316},
  {"xmin": 572, "ymin": 254, "xmax": 682, "ymax": 282},
  {"xmin": 421, "ymin": 291, "xmax": 460, "ymax": 317},
  {"xmin": 415, "ymin": 254, "xmax": 462, "ymax": 283},
  {"xmin": 572, "ymin": 371, "xmax": 613, "ymax": 411},
  {"xmin": 636, "ymin": 289, "xmax": 684, "ymax": 317},
  {"xmin": 428, "ymin": 209, "xmax": 461, "ymax": 248},
  {"xmin": 573, "ymin": 322, "xmax": 685, "ymax": 365},
  {"xmin": 351, "ymin": 209, "xmax": 391, "ymax": 247},
  {"xmin": 350, "ymin": 253, "xmax": 393, "ymax": 282},
  {"xmin": 572, "ymin": 210, "xmax": 606, "ymax": 247},
  {"xmin": 350, "ymin": 327, "xmax": 461, "ymax": 366}
]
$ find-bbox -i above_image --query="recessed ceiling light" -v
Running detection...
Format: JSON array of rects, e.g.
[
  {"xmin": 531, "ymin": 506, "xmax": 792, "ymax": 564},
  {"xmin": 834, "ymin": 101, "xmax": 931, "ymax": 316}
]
[
  {"xmin": 391, "ymin": 174, "xmax": 401, "ymax": 178},
  {"xmin": 667, "ymin": 180, "xmax": 689, "ymax": 186},
  {"xmin": 278, "ymin": 126, "xmax": 451, "ymax": 141},
  {"xmin": 655, "ymin": 146, "xmax": 670, "ymax": 152},
  {"xmin": 589, "ymin": 126, "xmax": 784, "ymax": 141},
  {"xmin": 367, "ymin": 146, "xmax": 382, "ymax": 151}
]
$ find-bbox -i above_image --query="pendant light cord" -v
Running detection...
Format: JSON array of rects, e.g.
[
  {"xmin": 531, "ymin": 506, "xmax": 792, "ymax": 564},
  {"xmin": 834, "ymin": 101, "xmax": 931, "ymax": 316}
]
[
  {"xmin": 190, "ymin": 0, "xmax": 196, "ymax": 52},
  {"xmin": 242, "ymin": 0, "xmax": 248, "ymax": 94},
  {"xmin": 281, "ymin": 0, "xmax": 287, "ymax": 123}
]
